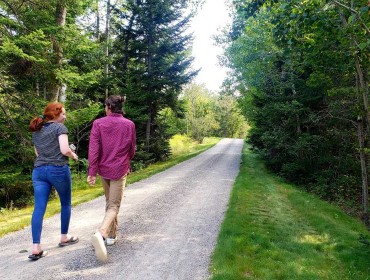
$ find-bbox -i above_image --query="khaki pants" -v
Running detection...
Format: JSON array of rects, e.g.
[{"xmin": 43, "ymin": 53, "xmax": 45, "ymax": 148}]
[{"xmin": 99, "ymin": 174, "xmax": 127, "ymax": 238}]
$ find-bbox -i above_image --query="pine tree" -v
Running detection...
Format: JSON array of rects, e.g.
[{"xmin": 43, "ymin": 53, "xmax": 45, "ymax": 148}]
[{"xmin": 111, "ymin": 0, "xmax": 197, "ymax": 162}]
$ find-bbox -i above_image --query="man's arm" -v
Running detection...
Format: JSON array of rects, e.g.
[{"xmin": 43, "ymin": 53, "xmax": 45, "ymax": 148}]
[
  {"xmin": 87, "ymin": 121, "xmax": 100, "ymax": 184},
  {"xmin": 129, "ymin": 123, "xmax": 136, "ymax": 160}
]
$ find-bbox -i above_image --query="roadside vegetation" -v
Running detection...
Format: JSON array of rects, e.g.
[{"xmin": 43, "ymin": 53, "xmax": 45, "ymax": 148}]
[
  {"xmin": 210, "ymin": 144, "xmax": 370, "ymax": 280},
  {"xmin": 221, "ymin": 0, "xmax": 370, "ymax": 225},
  {"xmin": 1, "ymin": 1, "xmax": 369, "ymax": 275},
  {"xmin": 0, "ymin": 136, "xmax": 220, "ymax": 237},
  {"xmin": 0, "ymin": 0, "xmax": 247, "ymax": 216}
]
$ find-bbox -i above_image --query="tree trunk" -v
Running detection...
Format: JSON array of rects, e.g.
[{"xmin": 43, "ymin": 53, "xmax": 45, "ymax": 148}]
[
  {"xmin": 59, "ymin": 84, "xmax": 67, "ymax": 102},
  {"xmin": 339, "ymin": 9, "xmax": 369, "ymax": 226},
  {"xmin": 145, "ymin": 12, "xmax": 155, "ymax": 150},
  {"xmin": 105, "ymin": 0, "xmax": 111, "ymax": 99},
  {"xmin": 354, "ymin": 58, "xmax": 370, "ymax": 132},
  {"xmin": 43, "ymin": 83, "xmax": 47, "ymax": 99},
  {"xmin": 96, "ymin": 0, "xmax": 100, "ymax": 40},
  {"xmin": 287, "ymin": 59, "xmax": 301, "ymax": 134},
  {"xmin": 36, "ymin": 79, "xmax": 39, "ymax": 96},
  {"xmin": 145, "ymin": 105, "xmax": 152, "ymax": 150},
  {"xmin": 50, "ymin": 0, "xmax": 67, "ymax": 102},
  {"xmin": 358, "ymin": 117, "xmax": 369, "ymax": 226},
  {"xmin": 122, "ymin": 15, "xmax": 134, "ymax": 72}
]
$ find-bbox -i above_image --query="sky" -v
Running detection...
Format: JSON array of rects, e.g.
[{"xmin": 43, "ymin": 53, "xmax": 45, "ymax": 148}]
[{"xmin": 189, "ymin": 0, "xmax": 231, "ymax": 91}]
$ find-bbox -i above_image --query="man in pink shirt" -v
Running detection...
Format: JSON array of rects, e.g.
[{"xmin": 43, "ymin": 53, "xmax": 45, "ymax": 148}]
[{"xmin": 87, "ymin": 95, "xmax": 136, "ymax": 262}]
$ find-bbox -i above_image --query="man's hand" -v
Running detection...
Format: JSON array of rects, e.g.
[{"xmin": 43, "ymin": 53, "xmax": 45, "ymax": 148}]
[{"xmin": 87, "ymin": 176, "xmax": 96, "ymax": 186}]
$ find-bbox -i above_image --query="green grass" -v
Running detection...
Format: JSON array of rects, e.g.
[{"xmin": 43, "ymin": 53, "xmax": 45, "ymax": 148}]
[
  {"xmin": 210, "ymin": 144, "xmax": 370, "ymax": 280},
  {"xmin": 0, "ymin": 136, "xmax": 220, "ymax": 237}
]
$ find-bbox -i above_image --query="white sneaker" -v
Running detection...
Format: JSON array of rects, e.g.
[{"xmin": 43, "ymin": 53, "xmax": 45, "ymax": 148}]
[
  {"xmin": 105, "ymin": 236, "xmax": 118, "ymax": 246},
  {"xmin": 92, "ymin": 232, "xmax": 107, "ymax": 262}
]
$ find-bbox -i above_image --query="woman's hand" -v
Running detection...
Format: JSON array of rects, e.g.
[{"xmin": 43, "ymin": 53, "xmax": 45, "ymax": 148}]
[
  {"xmin": 71, "ymin": 152, "xmax": 78, "ymax": 161},
  {"xmin": 59, "ymin": 134, "xmax": 78, "ymax": 160}
]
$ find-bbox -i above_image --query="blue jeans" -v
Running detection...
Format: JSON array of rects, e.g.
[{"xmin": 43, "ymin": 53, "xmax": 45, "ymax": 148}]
[{"xmin": 31, "ymin": 165, "xmax": 72, "ymax": 244}]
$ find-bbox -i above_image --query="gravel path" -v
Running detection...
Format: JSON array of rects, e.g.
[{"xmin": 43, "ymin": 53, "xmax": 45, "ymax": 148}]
[{"xmin": 0, "ymin": 138, "xmax": 244, "ymax": 280}]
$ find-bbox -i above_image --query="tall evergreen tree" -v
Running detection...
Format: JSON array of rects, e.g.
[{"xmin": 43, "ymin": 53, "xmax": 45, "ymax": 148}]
[
  {"xmin": 111, "ymin": 0, "xmax": 197, "ymax": 162},
  {"xmin": 0, "ymin": 0, "xmax": 101, "ymax": 172}
]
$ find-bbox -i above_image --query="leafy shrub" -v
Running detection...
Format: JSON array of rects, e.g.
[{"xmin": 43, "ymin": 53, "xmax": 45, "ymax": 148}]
[
  {"xmin": 169, "ymin": 134, "xmax": 193, "ymax": 156},
  {"xmin": 0, "ymin": 173, "xmax": 33, "ymax": 208}
]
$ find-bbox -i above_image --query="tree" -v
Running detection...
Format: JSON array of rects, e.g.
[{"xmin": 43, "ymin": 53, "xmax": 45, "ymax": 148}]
[
  {"xmin": 110, "ymin": 0, "xmax": 197, "ymax": 160},
  {"xmin": 223, "ymin": 0, "xmax": 370, "ymax": 222},
  {"xmin": 333, "ymin": 0, "xmax": 370, "ymax": 226},
  {"xmin": 181, "ymin": 84, "xmax": 219, "ymax": 142},
  {"xmin": 215, "ymin": 95, "xmax": 248, "ymax": 138},
  {"xmin": 0, "ymin": 0, "xmax": 100, "ymax": 101},
  {"xmin": 0, "ymin": 0, "xmax": 104, "ymax": 206}
]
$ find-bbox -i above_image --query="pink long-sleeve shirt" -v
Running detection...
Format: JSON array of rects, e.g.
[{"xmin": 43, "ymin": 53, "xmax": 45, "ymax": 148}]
[{"xmin": 88, "ymin": 113, "xmax": 136, "ymax": 180}]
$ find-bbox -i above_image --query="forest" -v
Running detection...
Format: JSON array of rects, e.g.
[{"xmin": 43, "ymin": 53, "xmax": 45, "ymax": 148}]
[
  {"xmin": 0, "ymin": 0, "xmax": 246, "ymax": 209},
  {"xmin": 221, "ymin": 0, "xmax": 370, "ymax": 226},
  {"xmin": 0, "ymin": 0, "xmax": 369, "ymax": 228}
]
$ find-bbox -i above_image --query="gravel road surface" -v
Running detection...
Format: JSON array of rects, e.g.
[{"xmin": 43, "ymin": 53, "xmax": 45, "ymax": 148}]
[{"xmin": 0, "ymin": 138, "xmax": 244, "ymax": 280}]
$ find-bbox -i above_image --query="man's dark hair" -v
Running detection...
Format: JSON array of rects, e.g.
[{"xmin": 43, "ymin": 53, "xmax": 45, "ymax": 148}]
[{"xmin": 105, "ymin": 95, "xmax": 125, "ymax": 114}]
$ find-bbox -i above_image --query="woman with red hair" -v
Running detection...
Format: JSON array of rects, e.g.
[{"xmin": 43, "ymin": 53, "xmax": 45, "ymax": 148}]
[{"xmin": 28, "ymin": 102, "xmax": 79, "ymax": 260}]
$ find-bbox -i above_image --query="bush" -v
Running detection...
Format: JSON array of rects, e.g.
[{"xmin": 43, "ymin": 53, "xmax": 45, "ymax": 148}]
[
  {"xmin": 169, "ymin": 134, "xmax": 193, "ymax": 156},
  {"xmin": 0, "ymin": 173, "xmax": 33, "ymax": 208}
]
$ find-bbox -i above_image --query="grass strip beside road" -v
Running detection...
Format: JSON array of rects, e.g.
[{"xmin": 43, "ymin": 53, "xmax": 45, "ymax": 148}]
[
  {"xmin": 0, "ymin": 137, "xmax": 220, "ymax": 237},
  {"xmin": 210, "ymin": 145, "xmax": 370, "ymax": 280}
]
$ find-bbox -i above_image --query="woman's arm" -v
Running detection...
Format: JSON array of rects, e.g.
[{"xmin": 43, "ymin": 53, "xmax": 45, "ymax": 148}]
[{"xmin": 58, "ymin": 134, "xmax": 78, "ymax": 160}]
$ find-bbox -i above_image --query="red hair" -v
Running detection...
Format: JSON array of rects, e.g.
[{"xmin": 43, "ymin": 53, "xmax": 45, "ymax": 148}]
[{"xmin": 29, "ymin": 102, "xmax": 64, "ymax": 132}]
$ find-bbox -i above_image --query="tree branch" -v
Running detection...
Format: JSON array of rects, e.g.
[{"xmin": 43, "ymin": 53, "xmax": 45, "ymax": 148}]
[
  {"xmin": 332, "ymin": 0, "xmax": 370, "ymax": 36},
  {"xmin": 0, "ymin": 101, "xmax": 31, "ymax": 145},
  {"xmin": 0, "ymin": 0, "xmax": 19, "ymax": 18}
]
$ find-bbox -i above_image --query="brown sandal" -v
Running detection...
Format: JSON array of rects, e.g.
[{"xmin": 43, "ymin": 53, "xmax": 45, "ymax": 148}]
[
  {"xmin": 58, "ymin": 236, "xmax": 79, "ymax": 247},
  {"xmin": 28, "ymin": 250, "xmax": 48, "ymax": 260}
]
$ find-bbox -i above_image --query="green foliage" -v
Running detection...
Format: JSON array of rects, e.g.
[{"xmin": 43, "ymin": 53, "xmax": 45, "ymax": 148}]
[
  {"xmin": 223, "ymin": 0, "xmax": 370, "ymax": 217},
  {"xmin": 109, "ymin": 0, "xmax": 197, "ymax": 163},
  {"xmin": 0, "ymin": 0, "xmax": 101, "ymax": 101},
  {"xmin": 158, "ymin": 107, "xmax": 186, "ymax": 136},
  {"xmin": 0, "ymin": 0, "xmax": 244, "ymax": 212},
  {"xmin": 161, "ymin": 83, "xmax": 248, "ymax": 142},
  {"xmin": 64, "ymin": 103, "xmax": 103, "ymax": 162},
  {"xmin": 215, "ymin": 95, "xmax": 249, "ymax": 138},
  {"xmin": 181, "ymin": 84, "xmax": 220, "ymax": 142},
  {"xmin": 0, "ymin": 0, "xmax": 200, "ymax": 208},
  {"xmin": 169, "ymin": 134, "xmax": 194, "ymax": 156},
  {"xmin": 0, "ymin": 172, "xmax": 33, "ymax": 208}
]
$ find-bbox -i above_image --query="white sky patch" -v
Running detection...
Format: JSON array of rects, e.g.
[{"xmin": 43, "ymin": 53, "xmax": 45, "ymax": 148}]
[{"xmin": 189, "ymin": 0, "xmax": 231, "ymax": 91}]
